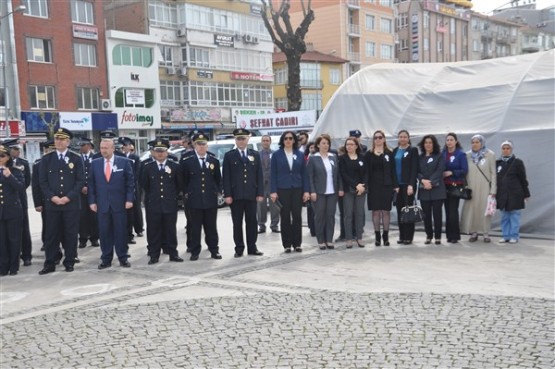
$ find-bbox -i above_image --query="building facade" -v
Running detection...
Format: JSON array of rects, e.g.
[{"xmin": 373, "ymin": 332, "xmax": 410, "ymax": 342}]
[{"xmin": 469, "ymin": 14, "xmax": 521, "ymax": 60}]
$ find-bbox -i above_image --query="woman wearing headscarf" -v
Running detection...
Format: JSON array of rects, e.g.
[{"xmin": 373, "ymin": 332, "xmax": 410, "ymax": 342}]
[
  {"xmin": 461, "ymin": 135, "xmax": 497, "ymax": 242},
  {"xmin": 495, "ymin": 141, "xmax": 530, "ymax": 244}
]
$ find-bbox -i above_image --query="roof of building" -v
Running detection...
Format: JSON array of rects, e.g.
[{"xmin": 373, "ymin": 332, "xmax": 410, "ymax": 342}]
[{"xmin": 272, "ymin": 50, "xmax": 348, "ymax": 64}]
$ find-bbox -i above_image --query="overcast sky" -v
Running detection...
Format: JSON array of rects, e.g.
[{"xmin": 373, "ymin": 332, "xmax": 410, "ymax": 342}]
[{"xmin": 471, "ymin": 0, "xmax": 552, "ymax": 14}]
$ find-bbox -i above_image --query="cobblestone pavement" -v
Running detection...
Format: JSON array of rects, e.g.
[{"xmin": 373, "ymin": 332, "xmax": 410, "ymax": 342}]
[
  {"xmin": 1, "ymin": 289, "xmax": 553, "ymax": 368},
  {"xmin": 0, "ymin": 201, "xmax": 554, "ymax": 368}
]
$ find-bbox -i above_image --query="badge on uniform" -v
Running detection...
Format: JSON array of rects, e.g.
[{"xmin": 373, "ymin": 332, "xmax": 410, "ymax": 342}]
[
  {"xmin": 248, "ymin": 155, "xmax": 254, "ymax": 162},
  {"xmin": 68, "ymin": 162, "xmax": 74, "ymax": 169},
  {"xmin": 210, "ymin": 163, "xmax": 214, "ymax": 170},
  {"xmin": 205, "ymin": 161, "xmax": 210, "ymax": 169},
  {"xmin": 165, "ymin": 166, "xmax": 172, "ymax": 174},
  {"xmin": 64, "ymin": 156, "xmax": 70, "ymax": 164}
]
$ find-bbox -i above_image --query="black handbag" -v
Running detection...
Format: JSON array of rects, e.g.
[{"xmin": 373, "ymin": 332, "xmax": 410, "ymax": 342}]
[
  {"xmin": 447, "ymin": 183, "xmax": 472, "ymax": 200},
  {"xmin": 399, "ymin": 201, "xmax": 424, "ymax": 224}
]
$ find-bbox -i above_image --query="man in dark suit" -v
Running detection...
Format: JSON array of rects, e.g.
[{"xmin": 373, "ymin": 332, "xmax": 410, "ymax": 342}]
[
  {"xmin": 78, "ymin": 137, "xmax": 99, "ymax": 248},
  {"xmin": 257, "ymin": 135, "xmax": 280, "ymax": 234},
  {"xmin": 119, "ymin": 137, "xmax": 144, "ymax": 244},
  {"xmin": 38, "ymin": 128, "xmax": 85, "ymax": 274},
  {"xmin": 140, "ymin": 139, "xmax": 184, "ymax": 264},
  {"xmin": 4, "ymin": 139, "xmax": 32, "ymax": 266},
  {"xmin": 181, "ymin": 133, "xmax": 222, "ymax": 261},
  {"xmin": 222, "ymin": 128, "xmax": 264, "ymax": 258},
  {"xmin": 88, "ymin": 138, "xmax": 135, "ymax": 269}
]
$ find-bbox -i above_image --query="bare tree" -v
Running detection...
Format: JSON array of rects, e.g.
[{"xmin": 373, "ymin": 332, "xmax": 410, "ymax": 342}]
[{"xmin": 261, "ymin": 0, "xmax": 314, "ymax": 112}]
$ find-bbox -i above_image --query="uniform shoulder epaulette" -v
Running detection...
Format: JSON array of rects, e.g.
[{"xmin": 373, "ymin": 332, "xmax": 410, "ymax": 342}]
[
  {"xmin": 143, "ymin": 160, "xmax": 157, "ymax": 167},
  {"xmin": 43, "ymin": 151, "xmax": 56, "ymax": 157},
  {"xmin": 181, "ymin": 155, "xmax": 193, "ymax": 161},
  {"xmin": 34, "ymin": 158, "xmax": 41, "ymax": 165},
  {"xmin": 67, "ymin": 150, "xmax": 81, "ymax": 157},
  {"xmin": 167, "ymin": 157, "xmax": 179, "ymax": 164},
  {"xmin": 207, "ymin": 151, "xmax": 217, "ymax": 158}
]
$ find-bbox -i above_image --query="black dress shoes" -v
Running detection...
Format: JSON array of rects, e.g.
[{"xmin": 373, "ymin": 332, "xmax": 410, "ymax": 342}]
[
  {"xmin": 79, "ymin": 242, "xmax": 87, "ymax": 248},
  {"xmin": 271, "ymin": 228, "xmax": 281, "ymax": 233},
  {"xmin": 148, "ymin": 257, "xmax": 159, "ymax": 265},
  {"xmin": 23, "ymin": 259, "xmax": 32, "ymax": 267},
  {"xmin": 190, "ymin": 255, "xmax": 199, "ymax": 261},
  {"xmin": 248, "ymin": 250, "xmax": 264, "ymax": 256},
  {"xmin": 65, "ymin": 266, "xmax": 74, "ymax": 272},
  {"xmin": 234, "ymin": 252, "xmax": 243, "ymax": 258},
  {"xmin": 74, "ymin": 257, "xmax": 80, "ymax": 263},
  {"xmin": 39, "ymin": 267, "xmax": 55, "ymax": 275},
  {"xmin": 258, "ymin": 228, "xmax": 266, "ymax": 234},
  {"xmin": 136, "ymin": 232, "xmax": 144, "ymax": 237},
  {"xmin": 98, "ymin": 262, "xmax": 112, "ymax": 270},
  {"xmin": 90, "ymin": 240, "xmax": 100, "ymax": 247},
  {"xmin": 169, "ymin": 256, "xmax": 184, "ymax": 262},
  {"xmin": 9, "ymin": 271, "xmax": 18, "ymax": 276},
  {"xmin": 211, "ymin": 253, "xmax": 222, "ymax": 260},
  {"xmin": 120, "ymin": 261, "xmax": 131, "ymax": 268},
  {"xmin": 128, "ymin": 239, "xmax": 137, "ymax": 245}
]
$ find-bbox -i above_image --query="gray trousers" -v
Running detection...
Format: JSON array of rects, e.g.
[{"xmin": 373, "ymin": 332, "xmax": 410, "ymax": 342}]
[
  {"xmin": 257, "ymin": 181, "xmax": 280, "ymax": 229},
  {"xmin": 342, "ymin": 192, "xmax": 366, "ymax": 241},
  {"xmin": 312, "ymin": 193, "xmax": 338, "ymax": 244}
]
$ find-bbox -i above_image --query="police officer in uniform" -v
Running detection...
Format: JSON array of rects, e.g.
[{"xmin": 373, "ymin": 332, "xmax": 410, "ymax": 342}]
[
  {"xmin": 0, "ymin": 144, "xmax": 25, "ymax": 276},
  {"xmin": 222, "ymin": 128, "xmax": 264, "ymax": 258},
  {"xmin": 181, "ymin": 133, "xmax": 222, "ymax": 261},
  {"xmin": 38, "ymin": 128, "xmax": 85, "ymax": 274},
  {"xmin": 140, "ymin": 139, "xmax": 184, "ymax": 264},
  {"xmin": 119, "ymin": 137, "xmax": 144, "ymax": 244},
  {"xmin": 3, "ymin": 139, "xmax": 32, "ymax": 266},
  {"xmin": 78, "ymin": 137, "xmax": 99, "ymax": 248}
]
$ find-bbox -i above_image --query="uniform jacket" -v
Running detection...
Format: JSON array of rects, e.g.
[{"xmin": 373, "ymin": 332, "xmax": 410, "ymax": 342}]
[
  {"xmin": 31, "ymin": 159, "xmax": 43, "ymax": 207},
  {"xmin": 392, "ymin": 146, "xmax": 419, "ymax": 187},
  {"xmin": 12, "ymin": 157, "xmax": 30, "ymax": 188},
  {"xmin": 39, "ymin": 151, "xmax": 85, "ymax": 211},
  {"xmin": 88, "ymin": 155, "xmax": 135, "ymax": 213},
  {"xmin": 222, "ymin": 148, "xmax": 264, "ymax": 200},
  {"xmin": 417, "ymin": 153, "xmax": 447, "ymax": 201},
  {"xmin": 0, "ymin": 165, "xmax": 25, "ymax": 219},
  {"xmin": 270, "ymin": 149, "xmax": 309, "ymax": 193},
  {"xmin": 496, "ymin": 156, "xmax": 530, "ymax": 211},
  {"xmin": 80, "ymin": 152, "xmax": 94, "ymax": 186},
  {"xmin": 181, "ymin": 153, "xmax": 221, "ymax": 209},
  {"xmin": 140, "ymin": 159, "xmax": 182, "ymax": 213},
  {"xmin": 306, "ymin": 153, "xmax": 343, "ymax": 195}
]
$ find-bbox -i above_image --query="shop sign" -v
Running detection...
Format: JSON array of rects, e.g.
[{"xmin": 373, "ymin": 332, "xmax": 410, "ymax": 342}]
[
  {"xmin": 214, "ymin": 34, "xmax": 234, "ymax": 47},
  {"xmin": 236, "ymin": 110, "xmax": 316, "ymax": 131},
  {"xmin": 72, "ymin": 24, "xmax": 98, "ymax": 40}
]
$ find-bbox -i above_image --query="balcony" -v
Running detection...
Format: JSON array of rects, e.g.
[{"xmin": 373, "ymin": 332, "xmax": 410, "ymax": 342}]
[
  {"xmin": 347, "ymin": 0, "xmax": 360, "ymax": 9},
  {"xmin": 300, "ymin": 79, "xmax": 323, "ymax": 89},
  {"xmin": 348, "ymin": 52, "xmax": 361, "ymax": 63},
  {"xmin": 348, "ymin": 23, "xmax": 361, "ymax": 36}
]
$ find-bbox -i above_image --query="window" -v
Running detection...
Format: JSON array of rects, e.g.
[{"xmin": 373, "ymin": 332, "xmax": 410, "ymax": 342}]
[
  {"xmin": 275, "ymin": 97, "xmax": 288, "ymax": 111},
  {"xmin": 424, "ymin": 38, "xmax": 429, "ymax": 51},
  {"xmin": 397, "ymin": 13, "xmax": 408, "ymax": 29},
  {"xmin": 115, "ymin": 88, "xmax": 155, "ymax": 108},
  {"xmin": 184, "ymin": 47, "xmax": 210, "ymax": 68},
  {"xmin": 29, "ymin": 85, "xmax": 56, "ymax": 109},
  {"xmin": 24, "ymin": 0, "xmax": 48, "ymax": 18},
  {"xmin": 379, "ymin": 0, "xmax": 392, "ymax": 6},
  {"xmin": 301, "ymin": 92, "xmax": 322, "ymax": 113},
  {"xmin": 0, "ymin": 88, "xmax": 5, "ymax": 107},
  {"xmin": 274, "ymin": 67, "xmax": 287, "ymax": 85},
  {"xmin": 159, "ymin": 45, "xmax": 173, "ymax": 66},
  {"xmin": 77, "ymin": 87, "xmax": 99, "ymax": 110},
  {"xmin": 381, "ymin": 44, "xmax": 393, "ymax": 60},
  {"xmin": 160, "ymin": 80, "xmax": 182, "ymax": 106},
  {"xmin": 365, "ymin": 14, "xmax": 375, "ymax": 31},
  {"xmin": 450, "ymin": 19, "xmax": 456, "ymax": 34},
  {"xmin": 188, "ymin": 81, "xmax": 272, "ymax": 107},
  {"xmin": 437, "ymin": 40, "xmax": 443, "ymax": 52},
  {"xmin": 71, "ymin": 0, "xmax": 94, "ymax": 24},
  {"xmin": 329, "ymin": 69, "xmax": 341, "ymax": 85},
  {"xmin": 450, "ymin": 42, "xmax": 456, "ymax": 55},
  {"xmin": 74, "ymin": 43, "xmax": 96, "ymax": 67},
  {"xmin": 365, "ymin": 41, "xmax": 376, "ymax": 57},
  {"xmin": 113, "ymin": 45, "xmax": 153, "ymax": 67},
  {"xmin": 26, "ymin": 38, "xmax": 52, "ymax": 63},
  {"xmin": 472, "ymin": 39, "xmax": 480, "ymax": 52},
  {"xmin": 380, "ymin": 18, "xmax": 393, "ymax": 33},
  {"xmin": 423, "ymin": 12, "xmax": 429, "ymax": 29},
  {"xmin": 400, "ymin": 39, "xmax": 408, "ymax": 50},
  {"xmin": 300, "ymin": 63, "xmax": 321, "ymax": 88},
  {"xmin": 148, "ymin": 0, "xmax": 178, "ymax": 28}
]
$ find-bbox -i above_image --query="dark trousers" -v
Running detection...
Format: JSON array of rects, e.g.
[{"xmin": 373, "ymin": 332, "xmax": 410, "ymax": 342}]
[
  {"xmin": 421, "ymin": 199, "xmax": 443, "ymax": 240},
  {"xmin": 444, "ymin": 193, "xmax": 461, "ymax": 241},
  {"xmin": 133, "ymin": 188, "xmax": 144, "ymax": 233},
  {"xmin": 146, "ymin": 210, "xmax": 178, "ymax": 258},
  {"xmin": 97, "ymin": 210, "xmax": 128, "ymax": 264},
  {"xmin": 396, "ymin": 185, "xmax": 416, "ymax": 242},
  {"xmin": 189, "ymin": 207, "xmax": 219, "ymax": 257},
  {"xmin": 79, "ymin": 193, "xmax": 99, "ymax": 243},
  {"xmin": 307, "ymin": 202, "xmax": 315, "ymax": 236},
  {"xmin": 277, "ymin": 188, "xmax": 303, "ymax": 248},
  {"xmin": 43, "ymin": 209, "xmax": 79, "ymax": 268},
  {"xmin": 0, "ymin": 217, "xmax": 23, "ymax": 274},
  {"xmin": 230, "ymin": 199, "xmax": 258, "ymax": 254},
  {"xmin": 20, "ymin": 207, "xmax": 32, "ymax": 261},
  {"xmin": 312, "ymin": 194, "xmax": 338, "ymax": 244},
  {"xmin": 336, "ymin": 196, "xmax": 345, "ymax": 238},
  {"xmin": 183, "ymin": 200, "xmax": 192, "ymax": 250}
]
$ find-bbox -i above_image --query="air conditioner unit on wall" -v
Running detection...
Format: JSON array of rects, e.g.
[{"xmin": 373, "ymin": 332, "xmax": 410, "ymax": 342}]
[
  {"xmin": 252, "ymin": 36, "xmax": 259, "ymax": 44},
  {"xmin": 243, "ymin": 34, "xmax": 253, "ymax": 43},
  {"xmin": 178, "ymin": 67, "xmax": 187, "ymax": 77},
  {"xmin": 167, "ymin": 67, "xmax": 176, "ymax": 75},
  {"xmin": 177, "ymin": 28, "xmax": 187, "ymax": 37},
  {"xmin": 100, "ymin": 99, "xmax": 112, "ymax": 111}
]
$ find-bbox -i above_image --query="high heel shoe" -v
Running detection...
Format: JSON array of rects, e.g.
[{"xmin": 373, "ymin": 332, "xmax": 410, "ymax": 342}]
[
  {"xmin": 374, "ymin": 231, "xmax": 381, "ymax": 246},
  {"xmin": 346, "ymin": 241, "xmax": 353, "ymax": 249},
  {"xmin": 356, "ymin": 240, "xmax": 365, "ymax": 248},
  {"xmin": 382, "ymin": 231, "xmax": 390, "ymax": 246}
]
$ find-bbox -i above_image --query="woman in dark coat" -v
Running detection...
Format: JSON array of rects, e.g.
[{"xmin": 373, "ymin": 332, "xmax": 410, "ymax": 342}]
[
  {"xmin": 417, "ymin": 135, "xmax": 446, "ymax": 245},
  {"xmin": 0, "ymin": 144, "xmax": 25, "ymax": 276},
  {"xmin": 496, "ymin": 141, "xmax": 530, "ymax": 244},
  {"xmin": 392, "ymin": 130, "xmax": 419, "ymax": 245}
]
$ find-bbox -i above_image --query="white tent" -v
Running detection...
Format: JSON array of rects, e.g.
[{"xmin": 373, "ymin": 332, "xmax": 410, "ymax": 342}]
[{"xmin": 313, "ymin": 50, "xmax": 555, "ymax": 237}]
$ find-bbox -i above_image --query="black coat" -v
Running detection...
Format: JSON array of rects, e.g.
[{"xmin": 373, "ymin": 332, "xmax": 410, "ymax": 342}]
[
  {"xmin": 140, "ymin": 159, "xmax": 182, "ymax": 213},
  {"xmin": 496, "ymin": 156, "xmax": 530, "ymax": 211},
  {"xmin": 222, "ymin": 148, "xmax": 264, "ymax": 200},
  {"xmin": 39, "ymin": 151, "xmax": 85, "ymax": 211},
  {"xmin": 31, "ymin": 159, "xmax": 43, "ymax": 207},
  {"xmin": 0, "ymin": 165, "xmax": 25, "ymax": 220},
  {"xmin": 181, "ymin": 154, "xmax": 221, "ymax": 209}
]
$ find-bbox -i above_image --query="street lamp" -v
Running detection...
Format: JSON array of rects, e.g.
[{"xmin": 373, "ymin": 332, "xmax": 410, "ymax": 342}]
[{"xmin": 1, "ymin": 4, "xmax": 26, "ymax": 138}]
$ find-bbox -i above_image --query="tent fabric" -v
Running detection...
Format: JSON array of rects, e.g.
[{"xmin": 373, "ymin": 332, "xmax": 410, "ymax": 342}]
[{"xmin": 313, "ymin": 50, "xmax": 554, "ymax": 237}]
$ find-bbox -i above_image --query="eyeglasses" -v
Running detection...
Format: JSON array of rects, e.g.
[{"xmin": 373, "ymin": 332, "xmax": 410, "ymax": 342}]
[
  {"xmin": 374, "ymin": 136, "xmax": 384, "ymax": 140},
  {"xmin": 284, "ymin": 136, "xmax": 294, "ymax": 141}
]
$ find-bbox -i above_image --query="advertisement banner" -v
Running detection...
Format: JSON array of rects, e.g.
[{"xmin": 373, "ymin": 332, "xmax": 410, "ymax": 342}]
[
  {"xmin": 60, "ymin": 112, "xmax": 93, "ymax": 131},
  {"xmin": 236, "ymin": 110, "xmax": 316, "ymax": 131},
  {"xmin": 118, "ymin": 109, "xmax": 161, "ymax": 129}
]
